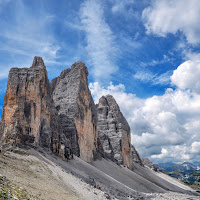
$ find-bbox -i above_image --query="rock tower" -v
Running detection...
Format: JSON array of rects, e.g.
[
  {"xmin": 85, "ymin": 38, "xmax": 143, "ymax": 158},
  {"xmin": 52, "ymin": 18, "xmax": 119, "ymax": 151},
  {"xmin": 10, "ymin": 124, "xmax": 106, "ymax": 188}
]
[
  {"xmin": 96, "ymin": 95, "xmax": 133, "ymax": 168},
  {"xmin": 51, "ymin": 61, "xmax": 98, "ymax": 162},
  {"xmin": 0, "ymin": 57, "xmax": 60, "ymax": 154}
]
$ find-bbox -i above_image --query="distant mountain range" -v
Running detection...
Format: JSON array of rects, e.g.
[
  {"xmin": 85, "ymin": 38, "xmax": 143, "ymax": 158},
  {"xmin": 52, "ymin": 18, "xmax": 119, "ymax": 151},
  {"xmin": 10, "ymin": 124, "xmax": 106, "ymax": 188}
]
[
  {"xmin": 157, "ymin": 162, "xmax": 200, "ymax": 182},
  {"xmin": 158, "ymin": 162, "xmax": 200, "ymax": 172}
]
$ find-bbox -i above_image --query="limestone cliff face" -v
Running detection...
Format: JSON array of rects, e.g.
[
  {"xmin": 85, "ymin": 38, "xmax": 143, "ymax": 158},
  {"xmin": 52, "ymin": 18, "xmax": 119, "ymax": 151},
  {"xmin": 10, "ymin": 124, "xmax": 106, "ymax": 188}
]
[
  {"xmin": 97, "ymin": 95, "xmax": 133, "ymax": 168},
  {"xmin": 51, "ymin": 61, "xmax": 97, "ymax": 162},
  {"xmin": 0, "ymin": 57, "xmax": 60, "ymax": 154},
  {"xmin": 0, "ymin": 57, "xmax": 142, "ymax": 166},
  {"xmin": 131, "ymin": 145, "xmax": 143, "ymax": 166}
]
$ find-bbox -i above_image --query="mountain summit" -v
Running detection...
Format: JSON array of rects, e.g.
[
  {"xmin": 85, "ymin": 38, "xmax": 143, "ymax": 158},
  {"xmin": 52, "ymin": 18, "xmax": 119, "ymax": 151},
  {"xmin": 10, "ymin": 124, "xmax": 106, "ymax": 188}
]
[
  {"xmin": 0, "ymin": 57, "xmax": 138, "ymax": 167},
  {"xmin": 0, "ymin": 57, "xmax": 60, "ymax": 153},
  {"xmin": 0, "ymin": 57, "xmax": 199, "ymax": 200}
]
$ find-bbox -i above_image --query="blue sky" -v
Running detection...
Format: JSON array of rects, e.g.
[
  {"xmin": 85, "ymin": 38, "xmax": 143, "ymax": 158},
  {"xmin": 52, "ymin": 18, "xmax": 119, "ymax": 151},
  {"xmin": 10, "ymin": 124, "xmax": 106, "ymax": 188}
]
[{"xmin": 1, "ymin": 0, "xmax": 200, "ymax": 163}]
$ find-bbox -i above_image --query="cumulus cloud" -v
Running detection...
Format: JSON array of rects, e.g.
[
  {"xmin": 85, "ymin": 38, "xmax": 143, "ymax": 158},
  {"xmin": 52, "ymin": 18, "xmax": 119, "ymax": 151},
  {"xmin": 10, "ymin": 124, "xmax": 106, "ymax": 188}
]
[
  {"xmin": 90, "ymin": 82, "xmax": 143, "ymax": 119},
  {"xmin": 142, "ymin": 0, "xmax": 200, "ymax": 44},
  {"xmin": 152, "ymin": 148, "xmax": 168, "ymax": 159},
  {"xmin": 90, "ymin": 82, "xmax": 200, "ymax": 162},
  {"xmin": 191, "ymin": 142, "xmax": 200, "ymax": 153},
  {"xmin": 80, "ymin": 0, "xmax": 118, "ymax": 81},
  {"xmin": 171, "ymin": 53, "xmax": 200, "ymax": 93},
  {"xmin": 181, "ymin": 154, "xmax": 191, "ymax": 160}
]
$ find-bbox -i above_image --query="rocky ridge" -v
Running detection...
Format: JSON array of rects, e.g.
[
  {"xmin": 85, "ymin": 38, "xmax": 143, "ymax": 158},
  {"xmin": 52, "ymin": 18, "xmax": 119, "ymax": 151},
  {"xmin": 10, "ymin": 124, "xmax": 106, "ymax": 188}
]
[
  {"xmin": 0, "ymin": 57, "xmax": 199, "ymax": 200},
  {"xmin": 0, "ymin": 57, "xmax": 142, "ymax": 166},
  {"xmin": 142, "ymin": 158, "xmax": 162, "ymax": 172},
  {"xmin": 132, "ymin": 144, "xmax": 143, "ymax": 166}
]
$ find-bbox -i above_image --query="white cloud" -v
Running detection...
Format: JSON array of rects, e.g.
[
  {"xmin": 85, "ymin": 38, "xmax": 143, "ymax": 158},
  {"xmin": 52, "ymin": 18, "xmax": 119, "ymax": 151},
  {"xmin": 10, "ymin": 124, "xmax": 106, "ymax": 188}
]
[
  {"xmin": 181, "ymin": 154, "xmax": 190, "ymax": 160},
  {"xmin": 0, "ymin": 0, "xmax": 61, "ymax": 80},
  {"xmin": 171, "ymin": 53, "xmax": 200, "ymax": 93},
  {"xmin": 151, "ymin": 148, "xmax": 168, "ymax": 159},
  {"xmin": 0, "ymin": 68, "xmax": 9, "ymax": 80},
  {"xmin": 80, "ymin": 0, "xmax": 118, "ymax": 81},
  {"xmin": 140, "ymin": 55, "xmax": 173, "ymax": 67},
  {"xmin": 142, "ymin": 0, "xmax": 200, "ymax": 44},
  {"xmin": 90, "ymin": 81, "xmax": 143, "ymax": 117},
  {"xmin": 111, "ymin": 0, "xmax": 135, "ymax": 15},
  {"xmin": 134, "ymin": 70, "xmax": 172, "ymax": 86},
  {"xmin": 191, "ymin": 142, "xmax": 200, "ymax": 153},
  {"xmin": 90, "ymin": 82, "xmax": 200, "ymax": 162}
]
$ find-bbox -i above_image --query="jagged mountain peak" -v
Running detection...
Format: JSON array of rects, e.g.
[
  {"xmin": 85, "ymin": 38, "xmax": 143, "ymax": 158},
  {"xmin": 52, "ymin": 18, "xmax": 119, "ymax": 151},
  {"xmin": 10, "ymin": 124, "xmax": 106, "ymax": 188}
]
[
  {"xmin": 51, "ymin": 60, "xmax": 97, "ymax": 162},
  {"xmin": 31, "ymin": 56, "xmax": 45, "ymax": 68},
  {"xmin": 0, "ymin": 56, "xmax": 199, "ymax": 200},
  {"xmin": 0, "ymin": 56, "xmax": 140, "ymax": 166},
  {"xmin": 0, "ymin": 57, "xmax": 60, "ymax": 153},
  {"xmin": 97, "ymin": 94, "xmax": 134, "ymax": 168},
  {"xmin": 99, "ymin": 94, "xmax": 117, "ymax": 107}
]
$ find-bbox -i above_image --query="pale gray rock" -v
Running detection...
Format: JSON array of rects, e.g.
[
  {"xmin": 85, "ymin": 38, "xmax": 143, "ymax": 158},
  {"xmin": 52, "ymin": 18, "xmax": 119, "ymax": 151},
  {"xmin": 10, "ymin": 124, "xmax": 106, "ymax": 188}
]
[
  {"xmin": 96, "ymin": 95, "xmax": 133, "ymax": 168},
  {"xmin": 132, "ymin": 145, "xmax": 143, "ymax": 166},
  {"xmin": 51, "ymin": 61, "xmax": 98, "ymax": 162},
  {"xmin": 142, "ymin": 158, "xmax": 162, "ymax": 172}
]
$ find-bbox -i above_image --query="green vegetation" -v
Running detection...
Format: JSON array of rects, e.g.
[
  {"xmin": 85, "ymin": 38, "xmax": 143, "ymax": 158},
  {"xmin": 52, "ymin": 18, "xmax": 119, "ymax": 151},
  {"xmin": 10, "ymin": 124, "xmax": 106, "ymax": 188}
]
[{"xmin": 0, "ymin": 175, "xmax": 31, "ymax": 200}]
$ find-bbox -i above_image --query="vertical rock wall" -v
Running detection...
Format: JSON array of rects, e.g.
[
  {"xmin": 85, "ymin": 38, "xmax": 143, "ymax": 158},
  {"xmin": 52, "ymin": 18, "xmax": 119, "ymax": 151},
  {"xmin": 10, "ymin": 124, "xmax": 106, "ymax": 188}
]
[
  {"xmin": 0, "ymin": 57, "xmax": 60, "ymax": 153},
  {"xmin": 51, "ymin": 61, "xmax": 98, "ymax": 162},
  {"xmin": 97, "ymin": 95, "xmax": 133, "ymax": 168},
  {"xmin": 132, "ymin": 145, "xmax": 143, "ymax": 166},
  {"xmin": 0, "ymin": 56, "xmax": 142, "ymax": 166}
]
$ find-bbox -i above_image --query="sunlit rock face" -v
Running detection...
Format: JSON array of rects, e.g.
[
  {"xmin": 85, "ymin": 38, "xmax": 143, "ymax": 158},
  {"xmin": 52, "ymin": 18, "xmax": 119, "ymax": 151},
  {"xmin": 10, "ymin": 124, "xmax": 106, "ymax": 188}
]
[
  {"xmin": 51, "ymin": 61, "xmax": 98, "ymax": 162},
  {"xmin": 96, "ymin": 95, "xmax": 134, "ymax": 169},
  {"xmin": 0, "ymin": 57, "xmax": 61, "ymax": 154},
  {"xmin": 0, "ymin": 56, "xmax": 142, "ymax": 166}
]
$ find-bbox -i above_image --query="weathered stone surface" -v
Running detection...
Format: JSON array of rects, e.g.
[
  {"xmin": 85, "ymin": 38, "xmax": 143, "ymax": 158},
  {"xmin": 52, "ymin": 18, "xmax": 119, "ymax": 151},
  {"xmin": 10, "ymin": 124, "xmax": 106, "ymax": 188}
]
[
  {"xmin": 0, "ymin": 57, "xmax": 61, "ymax": 155},
  {"xmin": 142, "ymin": 158, "xmax": 162, "ymax": 172},
  {"xmin": 96, "ymin": 95, "xmax": 133, "ymax": 168},
  {"xmin": 131, "ymin": 145, "xmax": 143, "ymax": 166},
  {"xmin": 0, "ymin": 56, "xmax": 142, "ymax": 166},
  {"xmin": 51, "ymin": 61, "xmax": 98, "ymax": 162}
]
